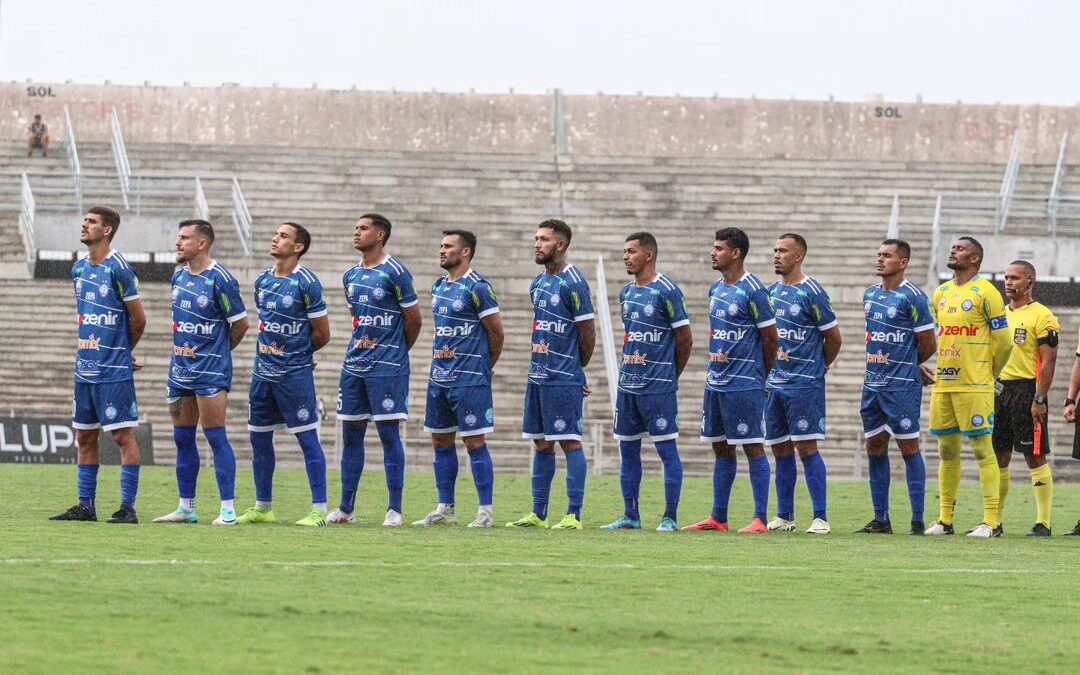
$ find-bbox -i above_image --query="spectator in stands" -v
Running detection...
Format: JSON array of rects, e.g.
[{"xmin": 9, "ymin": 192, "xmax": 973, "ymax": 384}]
[{"xmin": 28, "ymin": 115, "xmax": 49, "ymax": 157}]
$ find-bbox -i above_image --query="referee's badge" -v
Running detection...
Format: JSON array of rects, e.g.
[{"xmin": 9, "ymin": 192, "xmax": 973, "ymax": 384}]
[{"xmin": 1013, "ymin": 328, "xmax": 1027, "ymax": 345}]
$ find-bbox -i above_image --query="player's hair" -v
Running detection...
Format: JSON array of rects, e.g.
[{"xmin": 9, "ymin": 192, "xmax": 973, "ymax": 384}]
[
  {"xmin": 359, "ymin": 212, "xmax": 392, "ymax": 244},
  {"xmin": 625, "ymin": 231, "xmax": 658, "ymax": 253},
  {"xmin": 88, "ymin": 205, "xmax": 121, "ymax": 241},
  {"xmin": 880, "ymin": 238, "xmax": 911, "ymax": 260},
  {"xmin": 778, "ymin": 232, "xmax": 807, "ymax": 253},
  {"xmin": 34, "ymin": 114, "xmax": 41, "ymax": 120},
  {"xmin": 178, "ymin": 218, "xmax": 215, "ymax": 245},
  {"xmin": 443, "ymin": 229, "xmax": 478, "ymax": 259},
  {"xmin": 1009, "ymin": 259, "xmax": 1037, "ymax": 279},
  {"xmin": 538, "ymin": 218, "xmax": 573, "ymax": 246},
  {"xmin": 282, "ymin": 221, "xmax": 312, "ymax": 258},
  {"xmin": 714, "ymin": 227, "xmax": 749, "ymax": 260},
  {"xmin": 957, "ymin": 236, "xmax": 984, "ymax": 259}
]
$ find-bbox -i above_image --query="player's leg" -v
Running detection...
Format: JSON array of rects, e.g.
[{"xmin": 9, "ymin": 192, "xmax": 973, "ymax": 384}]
[
  {"xmin": 510, "ymin": 382, "xmax": 554, "ymax": 527},
  {"xmin": 548, "ymin": 384, "xmax": 587, "ymax": 529},
  {"xmin": 685, "ymin": 389, "xmax": 733, "ymax": 531},
  {"xmin": 463, "ymin": 432, "xmax": 494, "ymax": 528},
  {"xmin": 332, "ymin": 373, "xmax": 370, "ymax": 523},
  {"xmin": 52, "ymin": 383, "xmax": 102, "ymax": 521},
  {"xmin": 369, "ymin": 374, "xmax": 409, "ymax": 526},
  {"xmin": 928, "ymin": 389, "xmax": 961, "ymax": 534},
  {"xmin": 449, "ymin": 385, "xmax": 495, "ymax": 528},
  {"xmin": 738, "ymin": 443, "xmax": 770, "ymax": 534},
  {"xmin": 238, "ymin": 378, "xmax": 281, "ymax": 524},
  {"xmin": 155, "ymin": 393, "xmax": 201, "ymax": 523},
  {"xmin": 643, "ymin": 392, "xmax": 681, "ymax": 531},
  {"xmin": 791, "ymin": 385, "xmax": 828, "ymax": 532},
  {"xmin": 1021, "ymin": 403, "xmax": 1053, "ymax": 536},
  {"xmin": 101, "ymin": 381, "xmax": 141, "ymax": 524},
  {"xmin": 991, "ymin": 384, "xmax": 1015, "ymax": 529},
  {"xmin": 415, "ymin": 385, "xmax": 459, "ymax": 526},
  {"xmin": 765, "ymin": 388, "xmax": 797, "ymax": 530},
  {"xmin": 553, "ymin": 439, "xmax": 586, "ymax": 529},
  {"xmin": 858, "ymin": 430, "xmax": 894, "ymax": 533},
  {"xmin": 721, "ymin": 391, "xmax": 768, "ymax": 533},
  {"xmin": 957, "ymin": 392, "xmax": 1000, "ymax": 537},
  {"xmin": 278, "ymin": 374, "xmax": 328, "ymax": 527},
  {"xmin": 197, "ymin": 390, "xmax": 237, "ymax": 525},
  {"xmin": 603, "ymin": 391, "xmax": 644, "ymax": 529},
  {"xmin": 887, "ymin": 387, "xmax": 926, "ymax": 535}
]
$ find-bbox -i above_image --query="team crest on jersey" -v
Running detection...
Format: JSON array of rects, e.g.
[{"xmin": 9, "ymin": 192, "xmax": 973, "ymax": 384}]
[
  {"xmin": 643, "ymin": 304, "xmax": 655, "ymax": 317},
  {"xmin": 796, "ymin": 418, "xmax": 809, "ymax": 432},
  {"xmin": 98, "ymin": 283, "xmax": 110, "ymax": 297},
  {"xmin": 381, "ymin": 396, "xmax": 395, "ymax": 411},
  {"xmin": 297, "ymin": 406, "xmax": 310, "ymax": 422},
  {"xmin": 281, "ymin": 295, "xmax": 294, "ymax": 308},
  {"xmin": 373, "ymin": 286, "xmax": 386, "ymax": 300},
  {"xmin": 789, "ymin": 304, "xmax": 801, "ymax": 316},
  {"xmin": 900, "ymin": 417, "xmax": 912, "ymax": 431},
  {"xmin": 453, "ymin": 299, "xmax": 464, "ymax": 312},
  {"xmin": 971, "ymin": 415, "xmax": 984, "ymax": 427},
  {"xmin": 465, "ymin": 413, "xmax": 478, "ymax": 427},
  {"xmin": 550, "ymin": 293, "xmax": 560, "ymax": 306},
  {"xmin": 656, "ymin": 417, "xmax": 669, "ymax": 431},
  {"xmin": 105, "ymin": 404, "xmax": 118, "ymax": 421},
  {"xmin": 197, "ymin": 294, "xmax": 209, "ymax": 308},
  {"xmin": 553, "ymin": 418, "xmax": 567, "ymax": 432},
  {"xmin": 727, "ymin": 303, "xmax": 739, "ymax": 317},
  {"xmin": 1013, "ymin": 328, "xmax": 1027, "ymax": 345},
  {"xmin": 736, "ymin": 422, "xmax": 749, "ymax": 435},
  {"xmin": 886, "ymin": 306, "xmax": 898, "ymax": 319},
  {"xmin": 961, "ymin": 300, "xmax": 973, "ymax": 312}
]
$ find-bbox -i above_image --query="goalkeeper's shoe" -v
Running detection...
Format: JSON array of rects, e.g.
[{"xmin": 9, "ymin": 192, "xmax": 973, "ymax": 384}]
[
  {"xmin": 681, "ymin": 516, "xmax": 729, "ymax": 531},
  {"xmin": 855, "ymin": 519, "xmax": 892, "ymax": 534},
  {"xmin": 767, "ymin": 516, "xmax": 796, "ymax": 532},
  {"xmin": 656, "ymin": 517, "xmax": 679, "ymax": 532},
  {"xmin": 212, "ymin": 508, "xmax": 237, "ymax": 526},
  {"xmin": 153, "ymin": 507, "xmax": 198, "ymax": 524},
  {"xmin": 326, "ymin": 509, "xmax": 356, "ymax": 525},
  {"xmin": 467, "ymin": 508, "xmax": 494, "ymax": 528},
  {"xmin": 106, "ymin": 505, "xmax": 139, "ymax": 524},
  {"xmin": 737, "ymin": 518, "xmax": 768, "ymax": 534},
  {"xmin": 600, "ymin": 516, "xmax": 641, "ymax": 530},
  {"xmin": 805, "ymin": 518, "xmax": 831, "ymax": 535},
  {"xmin": 965, "ymin": 523, "xmax": 1001, "ymax": 538},
  {"xmin": 382, "ymin": 509, "xmax": 403, "ymax": 528},
  {"xmin": 551, "ymin": 514, "xmax": 583, "ymax": 530},
  {"xmin": 1063, "ymin": 520, "xmax": 1080, "ymax": 536},
  {"xmin": 236, "ymin": 505, "xmax": 276, "ymax": 524},
  {"xmin": 295, "ymin": 509, "xmax": 327, "ymax": 528},
  {"xmin": 924, "ymin": 521, "xmax": 955, "ymax": 535},
  {"xmin": 49, "ymin": 504, "xmax": 97, "ymax": 521},
  {"xmin": 505, "ymin": 512, "xmax": 548, "ymax": 528},
  {"xmin": 411, "ymin": 504, "xmax": 457, "ymax": 527}
]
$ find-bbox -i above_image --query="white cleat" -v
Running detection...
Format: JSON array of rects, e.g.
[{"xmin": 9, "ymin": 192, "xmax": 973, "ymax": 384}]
[
  {"xmin": 467, "ymin": 508, "xmax": 494, "ymax": 528},
  {"xmin": 212, "ymin": 508, "xmax": 237, "ymax": 526},
  {"xmin": 966, "ymin": 523, "xmax": 998, "ymax": 539},
  {"xmin": 767, "ymin": 517, "xmax": 796, "ymax": 532},
  {"xmin": 805, "ymin": 518, "xmax": 831, "ymax": 534},
  {"xmin": 924, "ymin": 521, "xmax": 955, "ymax": 536},
  {"xmin": 411, "ymin": 504, "xmax": 457, "ymax": 527},
  {"xmin": 153, "ymin": 508, "xmax": 198, "ymax": 524},
  {"xmin": 326, "ymin": 509, "xmax": 356, "ymax": 525},
  {"xmin": 382, "ymin": 509, "xmax": 403, "ymax": 528}
]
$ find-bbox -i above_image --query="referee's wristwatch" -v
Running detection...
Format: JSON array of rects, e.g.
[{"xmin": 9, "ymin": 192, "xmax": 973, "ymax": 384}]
[{"xmin": 1033, "ymin": 394, "xmax": 1048, "ymax": 405}]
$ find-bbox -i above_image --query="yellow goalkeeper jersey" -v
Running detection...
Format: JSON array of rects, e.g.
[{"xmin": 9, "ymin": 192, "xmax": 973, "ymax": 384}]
[
  {"xmin": 999, "ymin": 301, "xmax": 1060, "ymax": 382},
  {"xmin": 930, "ymin": 275, "xmax": 1008, "ymax": 392}
]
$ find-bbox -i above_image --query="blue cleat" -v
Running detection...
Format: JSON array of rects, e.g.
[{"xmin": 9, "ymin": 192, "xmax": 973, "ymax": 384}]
[
  {"xmin": 601, "ymin": 516, "xmax": 642, "ymax": 530},
  {"xmin": 656, "ymin": 517, "xmax": 679, "ymax": 532}
]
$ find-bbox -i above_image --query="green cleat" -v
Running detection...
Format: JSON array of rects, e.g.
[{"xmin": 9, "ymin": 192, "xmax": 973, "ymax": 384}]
[
  {"xmin": 656, "ymin": 517, "xmax": 679, "ymax": 532},
  {"xmin": 551, "ymin": 514, "xmax": 582, "ymax": 530},
  {"xmin": 236, "ymin": 505, "xmax": 276, "ymax": 524},
  {"xmin": 601, "ymin": 516, "xmax": 641, "ymax": 530},
  {"xmin": 505, "ymin": 512, "xmax": 548, "ymax": 528},
  {"xmin": 295, "ymin": 509, "xmax": 327, "ymax": 528}
]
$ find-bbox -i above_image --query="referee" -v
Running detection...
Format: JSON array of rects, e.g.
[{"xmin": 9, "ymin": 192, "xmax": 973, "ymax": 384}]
[
  {"xmin": 1061, "ymin": 320, "xmax": 1080, "ymax": 536},
  {"xmin": 993, "ymin": 261, "xmax": 1060, "ymax": 536}
]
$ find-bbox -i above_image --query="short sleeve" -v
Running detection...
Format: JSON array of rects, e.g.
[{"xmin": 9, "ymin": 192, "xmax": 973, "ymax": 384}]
[
  {"xmin": 810, "ymin": 287, "xmax": 837, "ymax": 331},
  {"xmin": 342, "ymin": 269, "xmax": 354, "ymax": 308},
  {"xmin": 395, "ymin": 266, "xmax": 418, "ymax": 309},
  {"xmin": 984, "ymin": 284, "xmax": 1008, "ymax": 331},
  {"xmin": 219, "ymin": 274, "xmax": 247, "ymax": 324},
  {"xmin": 114, "ymin": 264, "xmax": 140, "ymax": 301},
  {"xmin": 664, "ymin": 283, "xmax": 690, "ymax": 328},
  {"xmin": 929, "ymin": 288, "xmax": 940, "ymax": 324},
  {"xmin": 1037, "ymin": 310, "xmax": 1061, "ymax": 343},
  {"xmin": 911, "ymin": 291, "xmax": 935, "ymax": 332},
  {"xmin": 304, "ymin": 276, "xmax": 328, "ymax": 319},
  {"xmin": 472, "ymin": 280, "xmax": 500, "ymax": 319},
  {"xmin": 568, "ymin": 272, "xmax": 595, "ymax": 322},
  {"xmin": 747, "ymin": 286, "xmax": 775, "ymax": 329}
]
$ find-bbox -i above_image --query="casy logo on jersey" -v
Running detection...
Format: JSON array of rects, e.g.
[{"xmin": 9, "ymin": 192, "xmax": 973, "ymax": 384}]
[
  {"xmin": 260, "ymin": 320, "xmax": 304, "ymax": 335},
  {"xmin": 625, "ymin": 329, "xmax": 663, "ymax": 344},
  {"xmin": 174, "ymin": 320, "xmax": 215, "ymax": 336},
  {"xmin": 354, "ymin": 313, "xmax": 394, "ymax": 328},
  {"xmin": 79, "ymin": 313, "xmax": 120, "ymax": 327},
  {"xmin": 534, "ymin": 319, "xmax": 569, "ymax": 334},
  {"xmin": 866, "ymin": 329, "xmax": 905, "ymax": 344},
  {"xmin": 435, "ymin": 324, "xmax": 475, "ymax": 338},
  {"xmin": 711, "ymin": 328, "xmax": 748, "ymax": 341}
]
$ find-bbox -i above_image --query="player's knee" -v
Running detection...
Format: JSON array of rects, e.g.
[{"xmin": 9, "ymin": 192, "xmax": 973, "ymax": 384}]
[
  {"xmin": 995, "ymin": 451, "xmax": 1011, "ymax": 468},
  {"xmin": 431, "ymin": 432, "xmax": 455, "ymax": 448},
  {"xmin": 1025, "ymin": 453, "xmax": 1046, "ymax": 470},
  {"xmin": 712, "ymin": 442, "xmax": 734, "ymax": 459},
  {"xmin": 463, "ymin": 435, "xmax": 487, "ymax": 452},
  {"xmin": 743, "ymin": 444, "xmax": 765, "ymax": 460},
  {"xmin": 558, "ymin": 440, "xmax": 582, "ymax": 453},
  {"xmin": 793, "ymin": 441, "xmax": 818, "ymax": 459},
  {"xmin": 533, "ymin": 440, "xmax": 555, "ymax": 453},
  {"xmin": 770, "ymin": 441, "xmax": 794, "ymax": 458}
]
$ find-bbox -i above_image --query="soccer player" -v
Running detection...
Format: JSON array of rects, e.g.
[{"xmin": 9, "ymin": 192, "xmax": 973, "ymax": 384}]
[
  {"xmin": 926, "ymin": 236, "xmax": 1012, "ymax": 538},
  {"xmin": 413, "ymin": 230, "xmax": 504, "ymax": 528},
  {"xmin": 1061, "ymin": 329, "xmax": 1080, "ymax": 536},
  {"xmin": 858, "ymin": 239, "xmax": 936, "ymax": 535},
  {"xmin": 236, "ymin": 222, "xmax": 332, "ymax": 527},
  {"xmin": 51, "ymin": 206, "xmax": 146, "ymax": 524},
  {"xmin": 763, "ymin": 233, "xmax": 841, "ymax": 534},
  {"xmin": 683, "ymin": 228, "xmax": 776, "ymax": 534},
  {"xmin": 506, "ymin": 219, "xmax": 596, "ymax": 530},
  {"xmin": 154, "ymin": 220, "xmax": 249, "ymax": 526},
  {"xmin": 603, "ymin": 232, "xmax": 692, "ymax": 532},
  {"xmin": 993, "ymin": 261, "xmax": 1059, "ymax": 536},
  {"xmin": 329, "ymin": 214, "xmax": 421, "ymax": 527}
]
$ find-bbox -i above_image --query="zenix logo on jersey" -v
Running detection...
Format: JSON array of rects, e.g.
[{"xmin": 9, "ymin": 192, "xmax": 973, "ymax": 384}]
[
  {"xmin": 625, "ymin": 329, "xmax": 662, "ymax": 343},
  {"xmin": 78, "ymin": 313, "xmax": 119, "ymax": 327},
  {"xmin": 174, "ymin": 320, "xmax": 215, "ymax": 335},
  {"xmin": 534, "ymin": 319, "xmax": 569, "ymax": 334},
  {"xmin": 435, "ymin": 324, "xmax": 475, "ymax": 338},
  {"xmin": 777, "ymin": 327, "xmax": 807, "ymax": 341},
  {"xmin": 260, "ymin": 320, "xmax": 304, "ymax": 335},
  {"xmin": 866, "ymin": 329, "xmax": 905, "ymax": 343},
  {"xmin": 354, "ymin": 313, "xmax": 394, "ymax": 328},
  {"xmin": 712, "ymin": 328, "xmax": 748, "ymax": 341}
]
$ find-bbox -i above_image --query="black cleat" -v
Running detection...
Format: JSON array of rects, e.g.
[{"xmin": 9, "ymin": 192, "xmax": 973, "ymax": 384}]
[
  {"xmin": 106, "ymin": 506, "xmax": 139, "ymax": 524},
  {"xmin": 49, "ymin": 504, "xmax": 97, "ymax": 521},
  {"xmin": 855, "ymin": 519, "xmax": 893, "ymax": 534},
  {"xmin": 909, "ymin": 522, "xmax": 926, "ymax": 536},
  {"xmin": 1027, "ymin": 523, "xmax": 1052, "ymax": 537},
  {"xmin": 1064, "ymin": 520, "xmax": 1080, "ymax": 537}
]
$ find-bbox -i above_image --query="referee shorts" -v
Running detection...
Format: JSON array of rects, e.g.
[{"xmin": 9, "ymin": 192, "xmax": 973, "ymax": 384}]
[{"xmin": 992, "ymin": 379, "xmax": 1051, "ymax": 456}]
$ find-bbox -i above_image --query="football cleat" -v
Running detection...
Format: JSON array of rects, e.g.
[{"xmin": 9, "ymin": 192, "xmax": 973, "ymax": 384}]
[
  {"xmin": 854, "ymin": 519, "xmax": 892, "ymax": 534},
  {"xmin": 805, "ymin": 518, "xmax": 831, "ymax": 534},
  {"xmin": 1026, "ymin": 523, "xmax": 1051, "ymax": 537},
  {"xmin": 965, "ymin": 522, "xmax": 1001, "ymax": 538},
  {"xmin": 382, "ymin": 509, "xmax": 403, "ymax": 528},
  {"xmin": 965, "ymin": 523, "xmax": 1004, "ymax": 536},
  {"xmin": 601, "ymin": 516, "xmax": 641, "ymax": 530},
  {"xmin": 295, "ymin": 509, "xmax": 327, "ymax": 528},
  {"xmin": 909, "ymin": 522, "xmax": 926, "ymax": 536},
  {"xmin": 326, "ymin": 509, "xmax": 356, "ymax": 525},
  {"xmin": 467, "ymin": 508, "xmax": 493, "ymax": 528},
  {"xmin": 505, "ymin": 512, "xmax": 548, "ymax": 528},
  {"xmin": 106, "ymin": 506, "xmax": 139, "ymax": 524},
  {"xmin": 411, "ymin": 504, "xmax": 457, "ymax": 526},
  {"xmin": 737, "ymin": 518, "xmax": 768, "ymax": 534},
  {"xmin": 656, "ymin": 516, "xmax": 679, "ymax": 532},
  {"xmin": 551, "ymin": 514, "xmax": 583, "ymax": 530},
  {"xmin": 236, "ymin": 505, "xmax": 276, "ymax": 524},
  {"xmin": 49, "ymin": 504, "xmax": 97, "ymax": 522},
  {"xmin": 212, "ymin": 508, "xmax": 237, "ymax": 526},
  {"xmin": 1063, "ymin": 520, "xmax": 1080, "ymax": 537},
  {"xmin": 924, "ymin": 521, "xmax": 955, "ymax": 535},
  {"xmin": 767, "ymin": 517, "xmax": 796, "ymax": 532},
  {"xmin": 681, "ymin": 517, "xmax": 729, "ymax": 532},
  {"xmin": 153, "ymin": 507, "xmax": 198, "ymax": 524}
]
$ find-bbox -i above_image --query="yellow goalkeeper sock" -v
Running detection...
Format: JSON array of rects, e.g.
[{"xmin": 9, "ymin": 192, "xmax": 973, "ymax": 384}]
[
  {"xmin": 937, "ymin": 433, "xmax": 962, "ymax": 525},
  {"xmin": 1030, "ymin": 463, "xmax": 1053, "ymax": 528},
  {"xmin": 971, "ymin": 434, "xmax": 1000, "ymax": 528},
  {"xmin": 997, "ymin": 465, "xmax": 1011, "ymax": 524}
]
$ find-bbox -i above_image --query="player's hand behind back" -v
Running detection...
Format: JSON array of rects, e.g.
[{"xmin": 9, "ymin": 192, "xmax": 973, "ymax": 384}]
[
  {"xmin": 131, "ymin": 354, "xmax": 143, "ymax": 372},
  {"xmin": 919, "ymin": 364, "xmax": 934, "ymax": 385}
]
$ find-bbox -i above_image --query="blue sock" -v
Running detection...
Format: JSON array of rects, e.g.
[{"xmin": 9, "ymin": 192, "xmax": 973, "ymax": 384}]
[
  {"xmin": 748, "ymin": 455, "xmax": 770, "ymax": 522},
  {"xmin": 801, "ymin": 452, "xmax": 828, "ymax": 521},
  {"xmin": 712, "ymin": 455, "xmax": 737, "ymax": 522},
  {"xmin": 377, "ymin": 421, "xmax": 405, "ymax": 513},
  {"xmin": 903, "ymin": 451, "xmax": 926, "ymax": 525},
  {"xmin": 173, "ymin": 425, "xmax": 199, "ymax": 500},
  {"xmin": 339, "ymin": 423, "xmax": 366, "ymax": 513},
  {"xmin": 120, "ymin": 464, "xmax": 140, "ymax": 508},
  {"xmin": 296, "ymin": 430, "xmax": 327, "ymax": 504},
  {"xmin": 619, "ymin": 440, "xmax": 642, "ymax": 520},
  {"xmin": 531, "ymin": 450, "xmax": 557, "ymax": 519},
  {"xmin": 774, "ymin": 453, "xmax": 797, "ymax": 521},
  {"xmin": 868, "ymin": 453, "xmax": 891, "ymax": 523},
  {"xmin": 469, "ymin": 444, "xmax": 494, "ymax": 506},
  {"xmin": 78, "ymin": 464, "xmax": 99, "ymax": 509},
  {"xmin": 655, "ymin": 440, "xmax": 682, "ymax": 521},
  {"xmin": 204, "ymin": 426, "xmax": 236, "ymax": 502},
  {"xmin": 434, "ymin": 446, "xmax": 459, "ymax": 504},
  {"xmin": 564, "ymin": 448, "xmax": 586, "ymax": 519},
  {"xmin": 249, "ymin": 431, "xmax": 276, "ymax": 503}
]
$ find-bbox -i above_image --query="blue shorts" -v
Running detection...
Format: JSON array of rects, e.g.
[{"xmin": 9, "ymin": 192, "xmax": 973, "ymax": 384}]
[
  {"xmin": 166, "ymin": 384, "xmax": 227, "ymax": 404},
  {"xmin": 424, "ymin": 384, "xmax": 494, "ymax": 438},
  {"xmin": 861, "ymin": 386, "xmax": 922, "ymax": 440},
  {"xmin": 248, "ymin": 372, "xmax": 320, "ymax": 434},
  {"xmin": 764, "ymin": 385, "xmax": 827, "ymax": 445},
  {"xmin": 522, "ymin": 383, "xmax": 584, "ymax": 441},
  {"xmin": 338, "ymin": 372, "xmax": 409, "ymax": 422},
  {"xmin": 614, "ymin": 390, "xmax": 679, "ymax": 442},
  {"xmin": 73, "ymin": 380, "xmax": 139, "ymax": 432},
  {"xmin": 700, "ymin": 388, "xmax": 765, "ymax": 445}
]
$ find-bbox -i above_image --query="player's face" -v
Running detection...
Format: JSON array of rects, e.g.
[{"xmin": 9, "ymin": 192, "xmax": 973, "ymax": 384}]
[
  {"xmin": 876, "ymin": 244, "xmax": 907, "ymax": 277},
  {"xmin": 946, "ymin": 240, "xmax": 978, "ymax": 271},
  {"xmin": 772, "ymin": 238, "xmax": 802, "ymax": 276},
  {"xmin": 353, "ymin": 218, "xmax": 381, "ymax": 252},
  {"xmin": 175, "ymin": 225, "xmax": 205, "ymax": 264},
  {"xmin": 1003, "ymin": 264, "xmax": 1034, "ymax": 299},
  {"xmin": 711, "ymin": 239, "xmax": 738, "ymax": 272},
  {"xmin": 271, "ymin": 225, "xmax": 303, "ymax": 259},
  {"xmin": 534, "ymin": 228, "xmax": 563, "ymax": 265},
  {"xmin": 623, "ymin": 240, "xmax": 650, "ymax": 275},
  {"xmin": 439, "ymin": 235, "xmax": 469, "ymax": 271},
  {"xmin": 80, "ymin": 213, "xmax": 109, "ymax": 245}
]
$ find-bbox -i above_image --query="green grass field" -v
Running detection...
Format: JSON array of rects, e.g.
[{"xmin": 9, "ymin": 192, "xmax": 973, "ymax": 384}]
[{"xmin": 3, "ymin": 464, "xmax": 1080, "ymax": 674}]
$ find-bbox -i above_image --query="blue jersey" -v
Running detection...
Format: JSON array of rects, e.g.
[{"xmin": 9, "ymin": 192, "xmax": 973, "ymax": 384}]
[
  {"xmin": 767, "ymin": 277, "xmax": 837, "ymax": 389},
  {"xmin": 863, "ymin": 280, "xmax": 934, "ymax": 390},
  {"xmin": 252, "ymin": 266, "xmax": 327, "ymax": 382},
  {"xmin": 618, "ymin": 275, "xmax": 690, "ymax": 395},
  {"xmin": 429, "ymin": 269, "xmax": 500, "ymax": 387},
  {"xmin": 170, "ymin": 261, "xmax": 247, "ymax": 390},
  {"xmin": 529, "ymin": 265, "xmax": 595, "ymax": 387},
  {"xmin": 341, "ymin": 256, "xmax": 418, "ymax": 378},
  {"xmin": 72, "ymin": 250, "xmax": 140, "ymax": 384},
  {"xmin": 706, "ymin": 273, "xmax": 775, "ymax": 392}
]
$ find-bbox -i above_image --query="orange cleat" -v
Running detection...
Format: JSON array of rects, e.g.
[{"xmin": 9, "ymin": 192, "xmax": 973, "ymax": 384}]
[
  {"xmin": 681, "ymin": 516, "xmax": 730, "ymax": 531},
  {"xmin": 737, "ymin": 518, "xmax": 768, "ymax": 534}
]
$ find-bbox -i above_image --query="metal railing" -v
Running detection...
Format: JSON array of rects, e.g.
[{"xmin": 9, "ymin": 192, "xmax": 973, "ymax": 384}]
[
  {"xmin": 19, "ymin": 173, "xmax": 36, "ymax": 259},
  {"xmin": 194, "ymin": 177, "xmax": 210, "ymax": 221},
  {"xmin": 1049, "ymin": 131, "xmax": 1069, "ymax": 236},
  {"xmin": 229, "ymin": 178, "xmax": 253, "ymax": 258},
  {"xmin": 997, "ymin": 129, "xmax": 1022, "ymax": 231},
  {"xmin": 109, "ymin": 106, "xmax": 132, "ymax": 210},
  {"xmin": 62, "ymin": 106, "xmax": 82, "ymax": 206},
  {"xmin": 886, "ymin": 192, "xmax": 900, "ymax": 238},
  {"xmin": 594, "ymin": 255, "xmax": 620, "ymax": 413}
]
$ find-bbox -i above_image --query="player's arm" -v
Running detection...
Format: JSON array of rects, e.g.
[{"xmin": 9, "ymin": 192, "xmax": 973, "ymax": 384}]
[
  {"xmin": 673, "ymin": 324, "xmax": 693, "ymax": 378},
  {"xmin": 310, "ymin": 315, "xmax": 331, "ymax": 352},
  {"xmin": 1033, "ymin": 339, "xmax": 1058, "ymax": 425},
  {"xmin": 822, "ymin": 326, "xmax": 842, "ymax": 370},
  {"xmin": 402, "ymin": 304, "xmax": 422, "ymax": 350},
  {"xmin": 125, "ymin": 298, "xmax": 146, "ymax": 350},
  {"xmin": 1064, "ymin": 350, "xmax": 1080, "ymax": 423},
  {"xmin": 481, "ymin": 312, "xmax": 504, "ymax": 368},
  {"xmin": 577, "ymin": 319, "xmax": 596, "ymax": 367},
  {"xmin": 986, "ymin": 291, "xmax": 1011, "ymax": 376},
  {"xmin": 760, "ymin": 323, "xmax": 779, "ymax": 375},
  {"xmin": 229, "ymin": 316, "xmax": 249, "ymax": 349}
]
